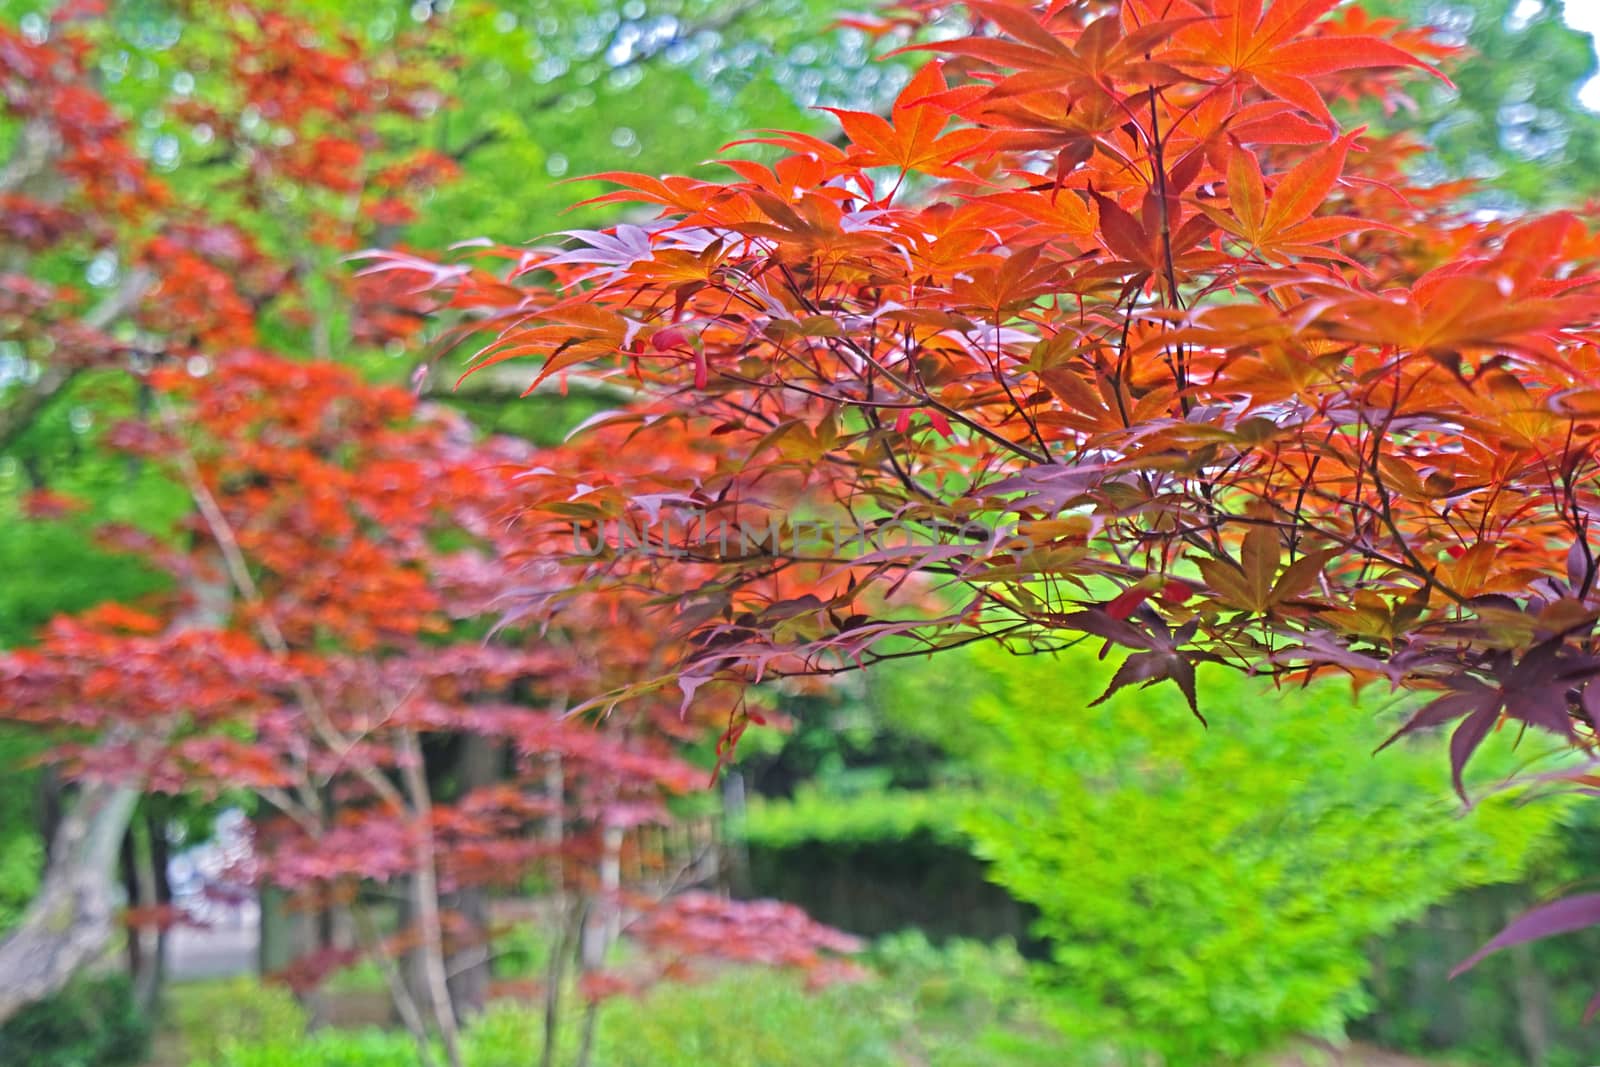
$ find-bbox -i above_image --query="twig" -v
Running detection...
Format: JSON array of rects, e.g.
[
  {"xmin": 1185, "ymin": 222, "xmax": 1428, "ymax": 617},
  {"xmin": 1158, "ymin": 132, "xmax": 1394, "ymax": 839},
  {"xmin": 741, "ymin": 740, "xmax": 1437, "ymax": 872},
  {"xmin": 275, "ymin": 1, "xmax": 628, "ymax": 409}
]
[{"xmin": 1, "ymin": 269, "xmax": 153, "ymax": 453}]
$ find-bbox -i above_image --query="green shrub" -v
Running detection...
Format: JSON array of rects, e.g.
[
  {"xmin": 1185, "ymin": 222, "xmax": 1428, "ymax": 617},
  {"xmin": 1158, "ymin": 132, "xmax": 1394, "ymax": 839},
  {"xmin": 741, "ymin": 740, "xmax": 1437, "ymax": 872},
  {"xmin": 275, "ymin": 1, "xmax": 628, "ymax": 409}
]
[
  {"xmin": 742, "ymin": 784, "xmax": 976, "ymax": 849},
  {"xmin": 169, "ymin": 976, "xmax": 308, "ymax": 1066},
  {"xmin": 195, "ymin": 936, "xmax": 1073, "ymax": 1067},
  {"xmin": 878, "ymin": 645, "xmax": 1567, "ymax": 1065},
  {"xmin": 192, "ymin": 1027, "xmax": 422, "ymax": 1067},
  {"xmin": 467, "ymin": 970, "xmax": 903, "ymax": 1067},
  {"xmin": 468, "ymin": 937, "xmax": 1072, "ymax": 1067},
  {"xmin": 0, "ymin": 727, "xmax": 44, "ymax": 935},
  {"xmin": 0, "ymin": 812, "xmax": 41, "ymax": 933},
  {"xmin": 870, "ymin": 931, "xmax": 1029, "ymax": 1018},
  {"xmin": 0, "ymin": 974, "xmax": 150, "ymax": 1067},
  {"xmin": 483, "ymin": 919, "xmax": 553, "ymax": 982},
  {"xmin": 866, "ymin": 932, "xmax": 1070, "ymax": 1067}
]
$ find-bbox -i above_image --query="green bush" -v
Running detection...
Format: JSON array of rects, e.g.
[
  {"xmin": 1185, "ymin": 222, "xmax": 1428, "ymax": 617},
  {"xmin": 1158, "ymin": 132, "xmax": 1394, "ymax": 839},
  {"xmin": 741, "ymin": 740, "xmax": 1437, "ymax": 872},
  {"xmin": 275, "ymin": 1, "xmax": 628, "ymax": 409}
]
[
  {"xmin": 192, "ymin": 1027, "xmax": 422, "ymax": 1067},
  {"xmin": 866, "ymin": 932, "xmax": 1069, "ymax": 1067},
  {"xmin": 467, "ymin": 970, "xmax": 903, "ymax": 1067},
  {"xmin": 0, "ymin": 806, "xmax": 41, "ymax": 932},
  {"xmin": 0, "ymin": 727, "xmax": 44, "ymax": 935},
  {"xmin": 742, "ymin": 784, "xmax": 976, "ymax": 849},
  {"xmin": 467, "ymin": 951, "xmax": 1071, "ymax": 1067},
  {"xmin": 0, "ymin": 974, "xmax": 151, "ymax": 1067},
  {"xmin": 877, "ymin": 645, "xmax": 1567, "ymax": 1065},
  {"xmin": 169, "ymin": 976, "xmax": 309, "ymax": 1066},
  {"xmin": 482, "ymin": 919, "xmax": 552, "ymax": 982},
  {"xmin": 195, "ymin": 935, "xmax": 1073, "ymax": 1067}
]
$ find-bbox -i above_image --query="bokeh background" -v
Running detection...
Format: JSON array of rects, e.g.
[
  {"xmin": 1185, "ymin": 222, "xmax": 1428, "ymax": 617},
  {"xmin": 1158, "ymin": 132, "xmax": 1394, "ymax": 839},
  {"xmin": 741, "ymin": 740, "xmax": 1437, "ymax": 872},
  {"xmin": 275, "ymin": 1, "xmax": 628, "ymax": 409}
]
[{"xmin": 5, "ymin": 1, "xmax": 1600, "ymax": 1065}]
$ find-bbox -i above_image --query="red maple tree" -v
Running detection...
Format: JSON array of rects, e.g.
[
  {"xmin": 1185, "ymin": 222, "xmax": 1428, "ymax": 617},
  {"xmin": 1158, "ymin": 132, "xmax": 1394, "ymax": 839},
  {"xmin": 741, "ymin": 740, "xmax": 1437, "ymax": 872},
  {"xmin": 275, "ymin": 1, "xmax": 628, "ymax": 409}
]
[
  {"xmin": 5, "ymin": 351, "xmax": 857, "ymax": 1064},
  {"xmin": 390, "ymin": 0, "xmax": 1600, "ymax": 1007},
  {"xmin": 0, "ymin": 7, "xmax": 859, "ymax": 1063}
]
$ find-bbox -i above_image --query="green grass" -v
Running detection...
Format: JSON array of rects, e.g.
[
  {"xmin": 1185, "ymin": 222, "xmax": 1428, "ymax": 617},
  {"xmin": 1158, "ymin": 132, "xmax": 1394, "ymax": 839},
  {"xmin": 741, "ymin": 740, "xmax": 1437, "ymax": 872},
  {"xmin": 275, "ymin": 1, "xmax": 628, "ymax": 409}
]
[{"xmin": 164, "ymin": 931, "xmax": 1072, "ymax": 1067}]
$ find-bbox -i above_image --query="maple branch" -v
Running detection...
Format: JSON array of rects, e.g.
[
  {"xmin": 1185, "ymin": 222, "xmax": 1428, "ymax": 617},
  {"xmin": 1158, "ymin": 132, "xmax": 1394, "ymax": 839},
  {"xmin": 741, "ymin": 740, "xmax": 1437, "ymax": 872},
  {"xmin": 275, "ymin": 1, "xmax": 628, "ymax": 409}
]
[
  {"xmin": 350, "ymin": 897, "xmax": 441, "ymax": 1067},
  {"xmin": 539, "ymin": 897, "xmax": 586, "ymax": 1067},
  {"xmin": 257, "ymin": 785, "xmax": 321, "ymax": 836},
  {"xmin": 827, "ymin": 334, "xmax": 1051, "ymax": 466},
  {"xmin": 1146, "ymin": 87, "xmax": 1191, "ymax": 417},
  {"xmin": 397, "ymin": 728, "xmax": 464, "ymax": 1067},
  {"xmin": 0, "ymin": 120, "xmax": 54, "ymax": 197},
  {"xmin": 1366, "ymin": 365, "xmax": 1469, "ymax": 608},
  {"xmin": 420, "ymin": 361, "xmax": 636, "ymax": 403},
  {"xmin": 157, "ymin": 394, "xmax": 412, "ymax": 813},
  {"xmin": 976, "ymin": 321, "xmax": 1051, "ymax": 459},
  {"xmin": 709, "ymin": 263, "xmax": 1051, "ymax": 466},
  {"xmin": 0, "ymin": 269, "xmax": 152, "ymax": 454}
]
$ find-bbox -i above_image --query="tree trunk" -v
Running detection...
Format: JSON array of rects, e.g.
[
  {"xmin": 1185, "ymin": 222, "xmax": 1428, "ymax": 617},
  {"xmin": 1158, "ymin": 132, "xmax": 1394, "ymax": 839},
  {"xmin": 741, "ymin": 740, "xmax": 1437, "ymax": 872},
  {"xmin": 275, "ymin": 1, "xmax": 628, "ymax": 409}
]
[
  {"xmin": 1509, "ymin": 899, "xmax": 1552, "ymax": 1067},
  {"xmin": 122, "ymin": 811, "xmax": 157, "ymax": 1012},
  {"xmin": 0, "ymin": 780, "xmax": 138, "ymax": 1023},
  {"xmin": 35, "ymin": 766, "xmax": 63, "ymax": 865},
  {"xmin": 572, "ymin": 820, "xmax": 623, "ymax": 1067},
  {"xmin": 445, "ymin": 734, "xmax": 499, "ymax": 1020},
  {"xmin": 543, "ymin": 754, "xmax": 564, "ymax": 898},
  {"xmin": 721, "ymin": 771, "xmax": 748, "ymax": 895},
  {"xmin": 148, "ymin": 813, "xmax": 171, "ymax": 1010},
  {"xmin": 539, "ymin": 899, "xmax": 583, "ymax": 1067},
  {"xmin": 397, "ymin": 729, "xmax": 462, "ymax": 1067},
  {"xmin": 0, "ymin": 565, "xmax": 229, "ymax": 1023},
  {"xmin": 259, "ymin": 883, "xmax": 326, "ymax": 1026},
  {"xmin": 258, "ymin": 884, "xmax": 313, "ymax": 974}
]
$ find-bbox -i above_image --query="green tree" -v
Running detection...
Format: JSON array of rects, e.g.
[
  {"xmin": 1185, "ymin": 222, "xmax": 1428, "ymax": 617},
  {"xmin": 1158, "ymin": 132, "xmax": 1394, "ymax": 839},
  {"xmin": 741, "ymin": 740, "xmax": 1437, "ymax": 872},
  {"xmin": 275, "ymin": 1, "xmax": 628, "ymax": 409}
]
[
  {"xmin": 1366, "ymin": 0, "xmax": 1600, "ymax": 204},
  {"xmin": 874, "ymin": 647, "xmax": 1569, "ymax": 1065},
  {"xmin": 403, "ymin": 0, "xmax": 903, "ymax": 245}
]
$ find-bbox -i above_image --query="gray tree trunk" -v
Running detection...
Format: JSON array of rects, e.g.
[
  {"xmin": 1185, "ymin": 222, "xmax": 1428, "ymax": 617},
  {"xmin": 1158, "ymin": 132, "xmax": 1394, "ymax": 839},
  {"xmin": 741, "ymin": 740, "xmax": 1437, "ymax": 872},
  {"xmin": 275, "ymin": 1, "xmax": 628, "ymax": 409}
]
[
  {"xmin": 445, "ymin": 734, "xmax": 499, "ymax": 1020},
  {"xmin": 0, "ymin": 561, "xmax": 229, "ymax": 1023},
  {"xmin": 0, "ymin": 780, "xmax": 138, "ymax": 1023}
]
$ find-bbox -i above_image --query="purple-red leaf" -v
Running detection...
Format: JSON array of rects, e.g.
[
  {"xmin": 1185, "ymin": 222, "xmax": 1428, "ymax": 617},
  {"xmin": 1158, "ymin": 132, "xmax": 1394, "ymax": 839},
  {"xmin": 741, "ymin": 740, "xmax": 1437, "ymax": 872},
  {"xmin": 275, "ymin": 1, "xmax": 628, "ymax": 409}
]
[{"xmin": 1453, "ymin": 894, "xmax": 1600, "ymax": 978}]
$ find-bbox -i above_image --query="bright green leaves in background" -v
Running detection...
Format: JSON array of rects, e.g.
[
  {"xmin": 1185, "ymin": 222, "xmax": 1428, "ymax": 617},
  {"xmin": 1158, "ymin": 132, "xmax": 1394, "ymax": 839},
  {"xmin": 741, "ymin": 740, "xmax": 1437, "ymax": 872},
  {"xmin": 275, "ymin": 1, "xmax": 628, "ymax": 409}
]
[
  {"xmin": 408, "ymin": 0, "xmax": 908, "ymax": 243},
  {"xmin": 850, "ymin": 647, "xmax": 1570, "ymax": 1065},
  {"xmin": 1364, "ymin": 0, "xmax": 1600, "ymax": 204}
]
